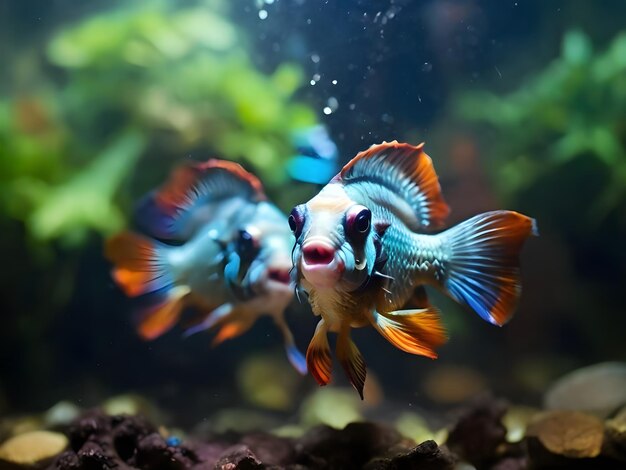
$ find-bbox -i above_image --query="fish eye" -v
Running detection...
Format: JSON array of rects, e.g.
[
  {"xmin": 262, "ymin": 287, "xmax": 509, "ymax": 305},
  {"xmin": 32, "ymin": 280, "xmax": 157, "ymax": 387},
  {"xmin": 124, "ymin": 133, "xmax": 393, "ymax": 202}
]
[
  {"xmin": 289, "ymin": 206, "xmax": 305, "ymax": 238},
  {"xmin": 355, "ymin": 209, "xmax": 371, "ymax": 233},
  {"xmin": 346, "ymin": 205, "xmax": 371, "ymax": 239}
]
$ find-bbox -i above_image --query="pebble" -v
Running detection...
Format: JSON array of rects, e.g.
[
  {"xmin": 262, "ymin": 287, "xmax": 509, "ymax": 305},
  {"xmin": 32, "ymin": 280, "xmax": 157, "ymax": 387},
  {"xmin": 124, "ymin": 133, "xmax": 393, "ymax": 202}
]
[
  {"xmin": 525, "ymin": 410, "xmax": 604, "ymax": 459},
  {"xmin": 0, "ymin": 430, "xmax": 68, "ymax": 465},
  {"xmin": 544, "ymin": 362, "xmax": 626, "ymax": 417}
]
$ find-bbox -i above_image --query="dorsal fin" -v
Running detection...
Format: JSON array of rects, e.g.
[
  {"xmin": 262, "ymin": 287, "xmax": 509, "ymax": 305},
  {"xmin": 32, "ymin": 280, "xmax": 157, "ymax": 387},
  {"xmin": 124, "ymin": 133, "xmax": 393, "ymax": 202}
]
[
  {"xmin": 335, "ymin": 141, "xmax": 450, "ymax": 230},
  {"xmin": 135, "ymin": 159, "xmax": 266, "ymax": 240}
]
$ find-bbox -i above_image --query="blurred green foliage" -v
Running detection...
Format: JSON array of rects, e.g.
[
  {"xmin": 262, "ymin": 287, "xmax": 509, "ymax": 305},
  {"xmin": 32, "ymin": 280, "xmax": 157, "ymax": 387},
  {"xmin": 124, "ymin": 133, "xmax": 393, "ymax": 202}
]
[
  {"xmin": 456, "ymin": 30, "xmax": 626, "ymax": 224},
  {"xmin": 1, "ymin": 0, "xmax": 316, "ymax": 248}
]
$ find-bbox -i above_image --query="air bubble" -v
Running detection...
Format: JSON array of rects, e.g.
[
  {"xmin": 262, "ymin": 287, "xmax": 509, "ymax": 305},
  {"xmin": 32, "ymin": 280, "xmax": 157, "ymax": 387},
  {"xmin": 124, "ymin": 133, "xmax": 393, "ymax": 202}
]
[
  {"xmin": 311, "ymin": 54, "xmax": 320, "ymax": 63},
  {"xmin": 258, "ymin": 9, "xmax": 268, "ymax": 20},
  {"xmin": 323, "ymin": 107, "xmax": 332, "ymax": 115},
  {"xmin": 421, "ymin": 62, "xmax": 433, "ymax": 72},
  {"xmin": 331, "ymin": 79, "xmax": 338, "ymax": 85}
]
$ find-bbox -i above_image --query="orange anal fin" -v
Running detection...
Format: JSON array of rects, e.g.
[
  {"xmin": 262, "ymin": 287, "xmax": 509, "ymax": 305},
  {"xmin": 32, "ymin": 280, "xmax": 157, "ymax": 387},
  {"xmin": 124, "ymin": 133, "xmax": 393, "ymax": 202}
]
[
  {"xmin": 306, "ymin": 320, "xmax": 332, "ymax": 386},
  {"xmin": 336, "ymin": 327, "xmax": 367, "ymax": 399},
  {"xmin": 370, "ymin": 307, "xmax": 447, "ymax": 358},
  {"xmin": 211, "ymin": 317, "xmax": 254, "ymax": 347},
  {"xmin": 136, "ymin": 286, "xmax": 190, "ymax": 340}
]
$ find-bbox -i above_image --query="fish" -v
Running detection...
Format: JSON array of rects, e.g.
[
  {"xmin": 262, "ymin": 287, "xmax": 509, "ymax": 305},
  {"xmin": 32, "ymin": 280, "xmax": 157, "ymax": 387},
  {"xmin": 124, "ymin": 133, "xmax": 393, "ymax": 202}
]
[
  {"xmin": 287, "ymin": 125, "xmax": 339, "ymax": 185},
  {"xmin": 290, "ymin": 141, "xmax": 537, "ymax": 398},
  {"xmin": 105, "ymin": 159, "xmax": 307, "ymax": 374}
]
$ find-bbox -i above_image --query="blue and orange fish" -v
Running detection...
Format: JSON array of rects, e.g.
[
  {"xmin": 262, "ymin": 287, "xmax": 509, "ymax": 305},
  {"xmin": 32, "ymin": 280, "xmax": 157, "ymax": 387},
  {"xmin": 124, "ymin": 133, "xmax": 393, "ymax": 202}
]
[
  {"xmin": 105, "ymin": 159, "xmax": 307, "ymax": 374},
  {"xmin": 290, "ymin": 141, "xmax": 537, "ymax": 397}
]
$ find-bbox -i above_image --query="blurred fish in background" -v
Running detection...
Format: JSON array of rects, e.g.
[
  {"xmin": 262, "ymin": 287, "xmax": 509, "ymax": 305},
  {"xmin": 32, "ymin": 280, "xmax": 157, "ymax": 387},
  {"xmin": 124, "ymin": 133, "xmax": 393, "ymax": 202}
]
[
  {"xmin": 105, "ymin": 159, "xmax": 307, "ymax": 374},
  {"xmin": 287, "ymin": 125, "xmax": 339, "ymax": 185}
]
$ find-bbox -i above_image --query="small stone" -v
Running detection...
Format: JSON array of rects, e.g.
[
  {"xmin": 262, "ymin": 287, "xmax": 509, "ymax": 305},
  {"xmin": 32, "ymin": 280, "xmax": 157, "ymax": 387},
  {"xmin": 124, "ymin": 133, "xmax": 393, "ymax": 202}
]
[
  {"xmin": 214, "ymin": 444, "xmax": 263, "ymax": 469},
  {"xmin": 605, "ymin": 406, "xmax": 626, "ymax": 461},
  {"xmin": 525, "ymin": 410, "xmax": 604, "ymax": 459},
  {"xmin": 300, "ymin": 388, "xmax": 363, "ymax": 429},
  {"xmin": 76, "ymin": 441, "xmax": 118, "ymax": 467},
  {"xmin": 0, "ymin": 430, "xmax": 68, "ymax": 464},
  {"xmin": 545, "ymin": 362, "xmax": 626, "ymax": 418},
  {"xmin": 298, "ymin": 421, "xmax": 412, "ymax": 469},
  {"xmin": 241, "ymin": 432, "xmax": 294, "ymax": 466},
  {"xmin": 446, "ymin": 397, "xmax": 507, "ymax": 467},
  {"xmin": 385, "ymin": 440, "xmax": 456, "ymax": 470},
  {"xmin": 103, "ymin": 394, "xmax": 158, "ymax": 419},
  {"xmin": 502, "ymin": 406, "xmax": 539, "ymax": 443},
  {"xmin": 44, "ymin": 401, "xmax": 81, "ymax": 427}
]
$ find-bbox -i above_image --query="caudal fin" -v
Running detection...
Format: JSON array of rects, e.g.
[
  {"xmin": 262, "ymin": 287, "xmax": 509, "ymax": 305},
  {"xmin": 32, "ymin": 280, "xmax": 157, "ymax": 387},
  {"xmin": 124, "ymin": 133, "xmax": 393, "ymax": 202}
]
[
  {"xmin": 105, "ymin": 231, "xmax": 187, "ymax": 339},
  {"xmin": 369, "ymin": 307, "xmax": 447, "ymax": 358},
  {"xmin": 441, "ymin": 210, "xmax": 537, "ymax": 326}
]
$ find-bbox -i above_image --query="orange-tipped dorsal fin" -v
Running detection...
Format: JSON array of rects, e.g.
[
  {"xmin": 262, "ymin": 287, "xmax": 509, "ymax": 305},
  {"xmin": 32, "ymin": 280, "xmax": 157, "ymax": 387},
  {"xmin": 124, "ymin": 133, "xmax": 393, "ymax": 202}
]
[
  {"xmin": 156, "ymin": 159, "xmax": 266, "ymax": 213},
  {"xmin": 335, "ymin": 141, "xmax": 450, "ymax": 230},
  {"xmin": 136, "ymin": 159, "xmax": 267, "ymax": 240}
]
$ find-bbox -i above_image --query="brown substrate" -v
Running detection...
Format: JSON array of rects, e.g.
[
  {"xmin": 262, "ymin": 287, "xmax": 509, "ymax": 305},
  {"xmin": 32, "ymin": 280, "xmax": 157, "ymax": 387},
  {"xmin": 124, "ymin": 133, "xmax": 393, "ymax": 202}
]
[{"xmin": 2, "ymin": 396, "xmax": 624, "ymax": 470}]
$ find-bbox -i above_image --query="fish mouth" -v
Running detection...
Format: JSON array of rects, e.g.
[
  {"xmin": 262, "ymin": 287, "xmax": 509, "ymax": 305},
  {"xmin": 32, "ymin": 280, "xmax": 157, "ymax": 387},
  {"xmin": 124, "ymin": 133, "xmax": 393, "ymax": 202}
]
[
  {"xmin": 267, "ymin": 268, "xmax": 291, "ymax": 285},
  {"xmin": 300, "ymin": 240, "xmax": 344, "ymax": 288}
]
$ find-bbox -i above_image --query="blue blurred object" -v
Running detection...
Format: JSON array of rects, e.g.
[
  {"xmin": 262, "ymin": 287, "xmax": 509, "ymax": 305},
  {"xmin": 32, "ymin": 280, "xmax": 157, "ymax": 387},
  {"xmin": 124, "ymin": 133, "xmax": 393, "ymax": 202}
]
[
  {"xmin": 166, "ymin": 436, "xmax": 182, "ymax": 447},
  {"xmin": 288, "ymin": 125, "xmax": 339, "ymax": 184}
]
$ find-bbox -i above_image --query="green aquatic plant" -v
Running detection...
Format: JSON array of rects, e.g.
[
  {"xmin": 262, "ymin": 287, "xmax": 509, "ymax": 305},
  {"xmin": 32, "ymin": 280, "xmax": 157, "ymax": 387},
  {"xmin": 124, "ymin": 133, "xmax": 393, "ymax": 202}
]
[
  {"xmin": 456, "ymin": 30, "xmax": 626, "ymax": 224},
  {"xmin": 1, "ymin": 0, "xmax": 316, "ymax": 247},
  {"xmin": 0, "ymin": 0, "xmax": 318, "ymax": 393},
  {"xmin": 454, "ymin": 29, "xmax": 626, "ymax": 358}
]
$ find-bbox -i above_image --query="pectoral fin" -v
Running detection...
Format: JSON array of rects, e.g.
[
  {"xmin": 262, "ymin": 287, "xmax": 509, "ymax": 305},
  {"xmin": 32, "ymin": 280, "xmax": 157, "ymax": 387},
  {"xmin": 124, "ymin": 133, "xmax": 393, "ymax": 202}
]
[
  {"xmin": 306, "ymin": 320, "xmax": 332, "ymax": 386},
  {"xmin": 336, "ymin": 326, "xmax": 367, "ymax": 399},
  {"xmin": 369, "ymin": 307, "xmax": 447, "ymax": 358}
]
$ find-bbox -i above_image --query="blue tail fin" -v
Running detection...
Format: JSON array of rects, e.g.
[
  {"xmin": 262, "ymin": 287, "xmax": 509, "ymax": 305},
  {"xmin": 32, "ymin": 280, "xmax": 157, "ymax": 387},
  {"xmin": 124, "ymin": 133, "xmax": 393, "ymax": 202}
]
[{"xmin": 441, "ymin": 210, "xmax": 537, "ymax": 325}]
